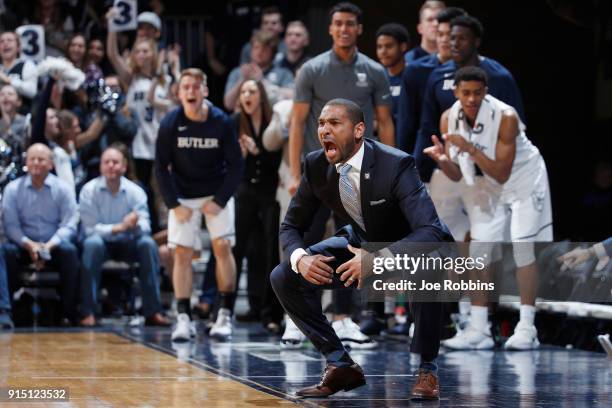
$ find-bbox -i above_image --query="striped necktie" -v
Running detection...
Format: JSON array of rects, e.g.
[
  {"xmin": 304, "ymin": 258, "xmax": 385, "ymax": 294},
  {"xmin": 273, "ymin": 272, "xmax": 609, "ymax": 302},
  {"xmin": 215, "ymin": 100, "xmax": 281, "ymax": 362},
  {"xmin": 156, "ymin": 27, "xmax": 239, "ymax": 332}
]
[{"xmin": 338, "ymin": 163, "xmax": 365, "ymax": 231}]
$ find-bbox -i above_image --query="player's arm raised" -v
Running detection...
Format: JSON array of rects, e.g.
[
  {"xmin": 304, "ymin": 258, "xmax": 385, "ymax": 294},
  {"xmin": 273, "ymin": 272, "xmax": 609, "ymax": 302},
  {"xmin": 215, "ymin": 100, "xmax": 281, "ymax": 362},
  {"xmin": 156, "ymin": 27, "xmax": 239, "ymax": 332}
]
[
  {"xmin": 105, "ymin": 11, "xmax": 132, "ymax": 88},
  {"xmin": 424, "ymin": 109, "xmax": 462, "ymax": 181}
]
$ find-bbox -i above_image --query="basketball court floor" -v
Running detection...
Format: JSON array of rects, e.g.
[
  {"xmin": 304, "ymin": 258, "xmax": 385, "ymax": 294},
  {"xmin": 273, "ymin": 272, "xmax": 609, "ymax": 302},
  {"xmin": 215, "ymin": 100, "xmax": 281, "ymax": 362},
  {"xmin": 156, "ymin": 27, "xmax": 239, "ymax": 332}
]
[{"xmin": 2, "ymin": 321, "xmax": 611, "ymax": 407}]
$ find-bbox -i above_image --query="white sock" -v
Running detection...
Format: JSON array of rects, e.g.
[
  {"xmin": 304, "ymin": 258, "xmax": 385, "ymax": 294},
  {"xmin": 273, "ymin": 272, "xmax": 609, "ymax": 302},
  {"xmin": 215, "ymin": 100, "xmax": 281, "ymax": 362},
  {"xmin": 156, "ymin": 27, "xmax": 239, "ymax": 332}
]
[
  {"xmin": 459, "ymin": 300, "xmax": 471, "ymax": 315},
  {"xmin": 384, "ymin": 299, "xmax": 395, "ymax": 315},
  {"xmin": 519, "ymin": 304, "xmax": 536, "ymax": 326},
  {"xmin": 471, "ymin": 306, "xmax": 489, "ymax": 330},
  {"xmin": 218, "ymin": 308, "xmax": 231, "ymax": 318}
]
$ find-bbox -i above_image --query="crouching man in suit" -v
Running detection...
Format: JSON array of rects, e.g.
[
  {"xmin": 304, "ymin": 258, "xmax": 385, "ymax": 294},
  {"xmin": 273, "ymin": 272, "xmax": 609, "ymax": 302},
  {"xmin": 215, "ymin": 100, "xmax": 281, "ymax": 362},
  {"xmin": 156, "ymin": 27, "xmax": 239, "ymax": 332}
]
[{"xmin": 271, "ymin": 98, "xmax": 453, "ymax": 399}]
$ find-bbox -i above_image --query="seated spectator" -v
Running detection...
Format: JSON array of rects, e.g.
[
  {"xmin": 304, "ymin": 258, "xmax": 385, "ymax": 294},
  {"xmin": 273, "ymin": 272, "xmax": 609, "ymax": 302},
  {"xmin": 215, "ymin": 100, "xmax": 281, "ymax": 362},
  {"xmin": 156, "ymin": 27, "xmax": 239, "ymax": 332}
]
[
  {"xmin": 0, "ymin": 84, "xmax": 29, "ymax": 189},
  {"xmin": 276, "ymin": 21, "xmax": 311, "ymax": 76},
  {"xmin": 224, "ymin": 30, "xmax": 294, "ymax": 111},
  {"xmin": 2, "ymin": 143, "xmax": 79, "ymax": 326},
  {"xmin": 0, "ymin": 247, "xmax": 13, "ymax": 329},
  {"xmin": 239, "ymin": 6, "xmax": 286, "ymax": 65},
  {"xmin": 0, "ymin": 31, "xmax": 38, "ymax": 113},
  {"xmin": 79, "ymin": 145, "xmax": 170, "ymax": 327}
]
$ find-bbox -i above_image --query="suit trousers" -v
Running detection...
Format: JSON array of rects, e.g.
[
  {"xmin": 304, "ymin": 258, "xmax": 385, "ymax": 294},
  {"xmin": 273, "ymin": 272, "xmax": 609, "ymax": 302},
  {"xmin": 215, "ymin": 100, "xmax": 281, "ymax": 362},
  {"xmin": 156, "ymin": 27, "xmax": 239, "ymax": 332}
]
[
  {"xmin": 271, "ymin": 231, "xmax": 442, "ymax": 365},
  {"xmin": 303, "ymin": 205, "xmax": 353, "ymax": 316}
]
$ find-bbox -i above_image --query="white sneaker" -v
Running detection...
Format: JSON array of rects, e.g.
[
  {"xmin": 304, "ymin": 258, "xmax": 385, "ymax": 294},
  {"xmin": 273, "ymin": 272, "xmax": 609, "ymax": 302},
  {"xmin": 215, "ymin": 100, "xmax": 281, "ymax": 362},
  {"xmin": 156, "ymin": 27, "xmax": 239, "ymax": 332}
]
[
  {"xmin": 171, "ymin": 313, "xmax": 196, "ymax": 342},
  {"xmin": 209, "ymin": 308, "xmax": 232, "ymax": 340},
  {"xmin": 504, "ymin": 322, "xmax": 540, "ymax": 350},
  {"xmin": 442, "ymin": 323, "xmax": 494, "ymax": 350},
  {"xmin": 332, "ymin": 317, "xmax": 378, "ymax": 350},
  {"xmin": 281, "ymin": 317, "xmax": 306, "ymax": 349}
]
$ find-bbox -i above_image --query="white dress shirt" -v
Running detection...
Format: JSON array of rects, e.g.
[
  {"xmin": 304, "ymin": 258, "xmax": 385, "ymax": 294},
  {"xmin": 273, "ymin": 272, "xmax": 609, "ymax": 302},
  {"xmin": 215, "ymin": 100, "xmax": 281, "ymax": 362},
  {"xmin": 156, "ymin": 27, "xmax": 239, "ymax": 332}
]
[{"xmin": 290, "ymin": 142, "xmax": 365, "ymax": 273}]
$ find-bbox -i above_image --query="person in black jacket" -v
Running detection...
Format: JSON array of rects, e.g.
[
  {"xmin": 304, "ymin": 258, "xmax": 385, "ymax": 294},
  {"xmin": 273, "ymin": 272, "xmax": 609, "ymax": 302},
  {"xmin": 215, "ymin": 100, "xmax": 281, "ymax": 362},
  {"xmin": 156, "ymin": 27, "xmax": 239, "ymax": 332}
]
[
  {"xmin": 270, "ymin": 98, "xmax": 452, "ymax": 399},
  {"xmin": 232, "ymin": 79, "xmax": 283, "ymax": 331},
  {"xmin": 155, "ymin": 68, "xmax": 243, "ymax": 342}
]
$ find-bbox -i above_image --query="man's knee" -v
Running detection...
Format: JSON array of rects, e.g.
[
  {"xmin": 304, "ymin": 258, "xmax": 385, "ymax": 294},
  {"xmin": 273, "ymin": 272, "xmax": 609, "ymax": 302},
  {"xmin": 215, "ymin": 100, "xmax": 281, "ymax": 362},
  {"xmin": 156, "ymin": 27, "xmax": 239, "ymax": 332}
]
[
  {"xmin": 2, "ymin": 243, "xmax": 19, "ymax": 261},
  {"xmin": 83, "ymin": 235, "xmax": 105, "ymax": 254},
  {"xmin": 54, "ymin": 241, "xmax": 79, "ymax": 279},
  {"xmin": 174, "ymin": 245, "xmax": 193, "ymax": 267},
  {"xmin": 270, "ymin": 262, "xmax": 292, "ymax": 293},
  {"xmin": 212, "ymin": 237, "xmax": 233, "ymax": 257},
  {"xmin": 513, "ymin": 242, "xmax": 536, "ymax": 268},
  {"xmin": 136, "ymin": 235, "xmax": 157, "ymax": 254},
  {"xmin": 55, "ymin": 241, "xmax": 78, "ymax": 259}
]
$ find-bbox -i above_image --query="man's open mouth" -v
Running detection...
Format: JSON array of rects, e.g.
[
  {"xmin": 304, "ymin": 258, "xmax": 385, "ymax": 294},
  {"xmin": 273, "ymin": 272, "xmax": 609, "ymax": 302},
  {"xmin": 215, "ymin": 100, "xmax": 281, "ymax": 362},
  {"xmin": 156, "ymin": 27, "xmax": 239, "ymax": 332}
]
[{"xmin": 322, "ymin": 140, "xmax": 339, "ymax": 159}]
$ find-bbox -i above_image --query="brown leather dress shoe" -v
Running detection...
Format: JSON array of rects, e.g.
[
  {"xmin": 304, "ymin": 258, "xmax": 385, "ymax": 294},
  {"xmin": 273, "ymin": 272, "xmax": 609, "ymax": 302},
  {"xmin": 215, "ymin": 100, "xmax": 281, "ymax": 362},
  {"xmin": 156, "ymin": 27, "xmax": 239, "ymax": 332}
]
[
  {"xmin": 145, "ymin": 313, "xmax": 172, "ymax": 327},
  {"xmin": 410, "ymin": 369, "xmax": 440, "ymax": 400},
  {"xmin": 296, "ymin": 363, "xmax": 366, "ymax": 398},
  {"xmin": 79, "ymin": 314, "xmax": 96, "ymax": 327}
]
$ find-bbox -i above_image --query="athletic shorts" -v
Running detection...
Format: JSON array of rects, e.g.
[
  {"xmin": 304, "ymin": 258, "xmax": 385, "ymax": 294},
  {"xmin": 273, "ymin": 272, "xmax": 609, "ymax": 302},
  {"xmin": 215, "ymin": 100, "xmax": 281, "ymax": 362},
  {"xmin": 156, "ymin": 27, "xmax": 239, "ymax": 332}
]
[
  {"xmin": 427, "ymin": 169, "xmax": 470, "ymax": 242},
  {"xmin": 463, "ymin": 156, "xmax": 553, "ymax": 243},
  {"xmin": 168, "ymin": 196, "xmax": 236, "ymax": 250}
]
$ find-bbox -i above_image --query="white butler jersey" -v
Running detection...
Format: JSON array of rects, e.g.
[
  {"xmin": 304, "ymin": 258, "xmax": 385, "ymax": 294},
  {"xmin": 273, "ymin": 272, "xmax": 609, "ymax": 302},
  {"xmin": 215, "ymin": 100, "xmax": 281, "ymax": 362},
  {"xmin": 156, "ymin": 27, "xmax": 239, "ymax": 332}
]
[
  {"xmin": 447, "ymin": 94, "xmax": 553, "ymax": 243},
  {"xmin": 126, "ymin": 75, "xmax": 169, "ymax": 160},
  {"xmin": 448, "ymin": 94, "xmax": 540, "ymax": 192}
]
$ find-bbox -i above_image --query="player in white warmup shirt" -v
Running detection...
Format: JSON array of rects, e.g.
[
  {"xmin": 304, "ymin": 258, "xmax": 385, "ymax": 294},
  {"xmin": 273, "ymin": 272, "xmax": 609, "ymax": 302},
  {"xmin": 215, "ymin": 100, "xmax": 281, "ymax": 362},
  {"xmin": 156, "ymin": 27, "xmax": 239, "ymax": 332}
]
[{"xmin": 425, "ymin": 66, "xmax": 553, "ymax": 350}]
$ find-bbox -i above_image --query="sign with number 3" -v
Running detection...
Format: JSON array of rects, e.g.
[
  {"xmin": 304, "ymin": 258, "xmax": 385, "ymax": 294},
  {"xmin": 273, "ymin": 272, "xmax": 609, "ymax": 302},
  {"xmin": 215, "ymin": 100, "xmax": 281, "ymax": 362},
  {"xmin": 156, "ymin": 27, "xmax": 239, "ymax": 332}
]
[
  {"xmin": 109, "ymin": 0, "xmax": 138, "ymax": 32},
  {"xmin": 16, "ymin": 25, "xmax": 45, "ymax": 62}
]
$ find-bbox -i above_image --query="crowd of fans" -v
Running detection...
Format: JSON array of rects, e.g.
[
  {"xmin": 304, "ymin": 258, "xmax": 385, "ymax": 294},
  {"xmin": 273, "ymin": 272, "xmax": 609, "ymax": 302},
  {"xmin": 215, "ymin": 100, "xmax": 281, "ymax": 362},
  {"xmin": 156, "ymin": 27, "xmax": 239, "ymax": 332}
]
[
  {"xmin": 0, "ymin": 1, "xmax": 608, "ymax": 358},
  {"xmin": 0, "ymin": 2, "xmax": 311, "ymax": 332}
]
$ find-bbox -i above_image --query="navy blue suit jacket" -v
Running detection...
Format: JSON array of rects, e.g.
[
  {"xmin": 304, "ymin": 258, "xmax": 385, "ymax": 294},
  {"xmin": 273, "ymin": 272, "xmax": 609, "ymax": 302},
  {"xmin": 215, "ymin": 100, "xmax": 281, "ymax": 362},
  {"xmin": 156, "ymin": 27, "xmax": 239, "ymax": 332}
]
[{"xmin": 280, "ymin": 139, "xmax": 453, "ymax": 259}]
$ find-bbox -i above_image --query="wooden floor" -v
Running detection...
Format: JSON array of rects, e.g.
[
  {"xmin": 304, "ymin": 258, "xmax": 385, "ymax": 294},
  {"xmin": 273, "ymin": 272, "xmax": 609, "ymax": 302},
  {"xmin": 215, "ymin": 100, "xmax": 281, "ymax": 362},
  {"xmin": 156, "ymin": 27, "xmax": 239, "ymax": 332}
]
[{"xmin": 0, "ymin": 332, "xmax": 292, "ymax": 407}]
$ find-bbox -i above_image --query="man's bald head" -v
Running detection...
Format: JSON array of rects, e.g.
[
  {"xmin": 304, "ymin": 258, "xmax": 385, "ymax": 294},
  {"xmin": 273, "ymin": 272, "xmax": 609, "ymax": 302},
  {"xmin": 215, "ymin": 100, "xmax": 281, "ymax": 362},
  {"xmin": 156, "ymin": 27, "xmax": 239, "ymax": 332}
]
[
  {"xmin": 26, "ymin": 143, "xmax": 54, "ymax": 181},
  {"xmin": 27, "ymin": 143, "xmax": 53, "ymax": 160}
]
